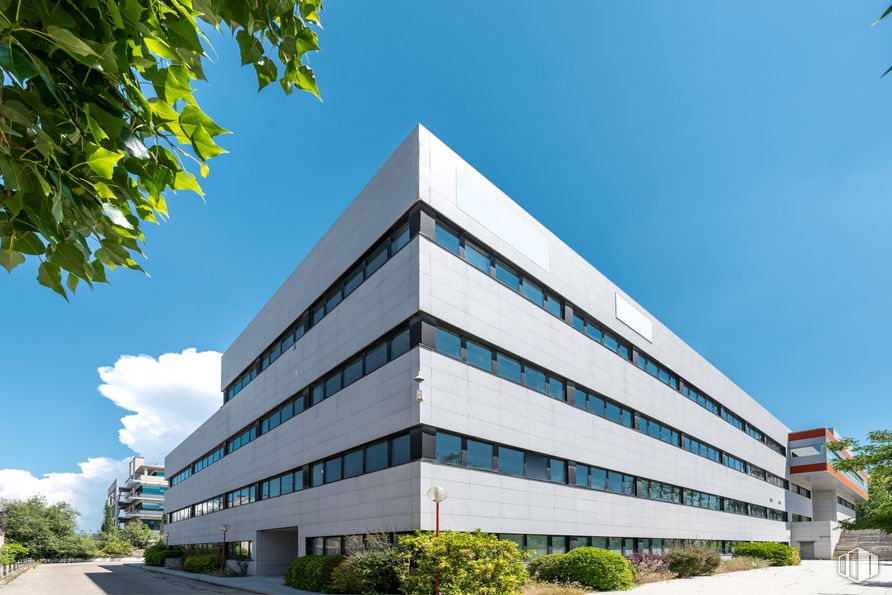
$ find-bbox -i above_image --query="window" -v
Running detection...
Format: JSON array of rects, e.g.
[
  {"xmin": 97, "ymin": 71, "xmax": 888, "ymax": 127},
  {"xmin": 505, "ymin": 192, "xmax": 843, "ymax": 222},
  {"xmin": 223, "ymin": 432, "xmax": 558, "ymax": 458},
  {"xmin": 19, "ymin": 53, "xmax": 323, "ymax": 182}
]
[
  {"xmin": 496, "ymin": 353, "xmax": 521, "ymax": 383},
  {"xmin": 345, "ymin": 535, "xmax": 364, "ymax": 555},
  {"xmin": 434, "ymin": 223, "xmax": 461, "ymax": 255},
  {"xmin": 527, "ymin": 453, "xmax": 547, "ymax": 480},
  {"xmin": 527, "ymin": 535, "xmax": 548, "ymax": 559},
  {"xmin": 499, "ymin": 446, "xmax": 524, "ymax": 477},
  {"xmin": 391, "ymin": 329, "xmax": 411, "ymax": 358},
  {"xmin": 524, "ymin": 366, "xmax": 547, "ymax": 393},
  {"xmin": 721, "ymin": 409, "xmax": 744, "ymax": 431},
  {"xmin": 344, "ymin": 450, "xmax": 363, "ymax": 478},
  {"xmin": 343, "ymin": 358, "xmax": 363, "ymax": 386},
  {"xmin": 390, "ymin": 225, "xmax": 410, "ymax": 253},
  {"xmin": 550, "ymin": 459, "xmax": 565, "ymax": 484},
  {"xmin": 749, "ymin": 504, "xmax": 767, "ymax": 519},
  {"xmin": 392, "ymin": 433, "xmax": 411, "ymax": 465},
  {"xmin": 324, "ymin": 537, "xmax": 342, "ymax": 557},
  {"xmin": 343, "ymin": 266, "xmax": 364, "ymax": 297},
  {"xmin": 607, "ymin": 470, "xmax": 624, "ymax": 494},
  {"xmin": 294, "ymin": 469, "xmax": 304, "ymax": 491},
  {"xmin": 311, "ymin": 463, "xmax": 324, "ymax": 487},
  {"xmin": 311, "ymin": 303, "xmax": 325, "ymax": 326},
  {"xmin": 365, "ymin": 243, "xmax": 387, "ymax": 276},
  {"xmin": 585, "ymin": 320, "xmax": 604, "ymax": 342},
  {"xmin": 576, "ymin": 464, "xmax": 589, "ymax": 487},
  {"xmin": 365, "ymin": 440, "xmax": 388, "ymax": 473},
  {"xmin": 589, "ymin": 394, "xmax": 606, "ymax": 416},
  {"xmin": 325, "ymin": 287, "xmax": 342, "ymax": 313},
  {"xmin": 281, "ymin": 473, "xmax": 294, "ymax": 494},
  {"xmin": 435, "ymin": 328, "xmax": 461, "ymax": 360},
  {"xmin": 325, "ymin": 457, "xmax": 342, "ymax": 483},
  {"xmin": 364, "ymin": 342, "xmax": 387, "ymax": 373},
  {"xmin": 324, "ymin": 371, "xmax": 342, "ymax": 397},
  {"xmin": 574, "ymin": 389, "xmax": 587, "ymax": 410},
  {"xmin": 468, "ymin": 439, "xmax": 493, "ymax": 470},
  {"xmin": 723, "ymin": 453, "xmax": 744, "ymax": 473},
  {"xmin": 548, "ymin": 377, "xmax": 564, "ymax": 400},
  {"xmin": 495, "ymin": 260, "xmax": 520, "ymax": 291},
  {"xmin": 269, "ymin": 477, "xmax": 281, "ymax": 498},
  {"xmin": 522, "ymin": 279, "xmax": 544, "ymax": 306},
  {"xmin": 591, "ymin": 467, "xmax": 607, "ymax": 490},
  {"xmin": 437, "ymin": 432, "xmax": 462, "ymax": 465},
  {"xmin": 725, "ymin": 499, "xmax": 747, "ymax": 515},
  {"xmin": 465, "ymin": 242, "xmax": 490, "ymax": 273},
  {"xmin": 572, "ymin": 313, "xmax": 585, "ymax": 332},
  {"xmin": 545, "ymin": 294, "xmax": 562, "ymax": 318},
  {"xmin": 466, "ymin": 341, "xmax": 492, "ymax": 371}
]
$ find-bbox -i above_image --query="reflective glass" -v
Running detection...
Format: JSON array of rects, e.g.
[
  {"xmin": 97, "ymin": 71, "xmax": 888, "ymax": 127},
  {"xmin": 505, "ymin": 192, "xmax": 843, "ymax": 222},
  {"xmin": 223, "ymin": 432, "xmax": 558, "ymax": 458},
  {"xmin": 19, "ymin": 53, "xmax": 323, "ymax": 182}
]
[
  {"xmin": 391, "ymin": 434, "xmax": 411, "ymax": 465},
  {"xmin": 464, "ymin": 242, "xmax": 490, "ymax": 272},
  {"xmin": 437, "ymin": 432, "xmax": 462, "ymax": 465},
  {"xmin": 495, "ymin": 260, "xmax": 520, "ymax": 290},
  {"xmin": 434, "ymin": 223, "xmax": 461, "ymax": 255},
  {"xmin": 499, "ymin": 446, "xmax": 524, "ymax": 477},
  {"xmin": 466, "ymin": 340, "xmax": 492, "ymax": 371},
  {"xmin": 467, "ymin": 439, "xmax": 493, "ymax": 470},
  {"xmin": 435, "ymin": 328, "xmax": 461, "ymax": 359},
  {"xmin": 496, "ymin": 353, "xmax": 521, "ymax": 383}
]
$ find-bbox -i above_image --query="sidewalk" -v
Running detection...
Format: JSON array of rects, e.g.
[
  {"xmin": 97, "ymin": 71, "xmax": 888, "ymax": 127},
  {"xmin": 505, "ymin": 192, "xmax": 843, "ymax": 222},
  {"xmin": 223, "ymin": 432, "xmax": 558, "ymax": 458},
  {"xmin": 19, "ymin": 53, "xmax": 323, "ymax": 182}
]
[{"xmin": 133, "ymin": 563, "xmax": 318, "ymax": 594}]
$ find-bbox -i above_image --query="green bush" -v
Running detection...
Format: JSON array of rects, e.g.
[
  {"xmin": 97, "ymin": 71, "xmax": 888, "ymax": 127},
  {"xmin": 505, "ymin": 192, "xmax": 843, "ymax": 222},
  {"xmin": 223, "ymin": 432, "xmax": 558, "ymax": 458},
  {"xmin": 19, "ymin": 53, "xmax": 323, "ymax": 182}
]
[
  {"xmin": 329, "ymin": 547, "xmax": 401, "ymax": 594},
  {"xmin": 667, "ymin": 543, "xmax": 720, "ymax": 577},
  {"xmin": 183, "ymin": 552, "xmax": 221, "ymax": 573},
  {"xmin": 538, "ymin": 547, "xmax": 635, "ymax": 591},
  {"xmin": 0, "ymin": 541, "xmax": 29, "ymax": 565},
  {"xmin": 284, "ymin": 555, "xmax": 343, "ymax": 593},
  {"xmin": 733, "ymin": 542, "xmax": 800, "ymax": 566},
  {"xmin": 120, "ymin": 521, "xmax": 156, "ymax": 548},
  {"xmin": 56, "ymin": 533, "xmax": 100, "ymax": 559},
  {"xmin": 527, "ymin": 553, "xmax": 566, "ymax": 582},
  {"xmin": 396, "ymin": 530, "xmax": 527, "ymax": 595},
  {"xmin": 100, "ymin": 536, "xmax": 133, "ymax": 557},
  {"xmin": 144, "ymin": 540, "xmax": 183, "ymax": 566}
]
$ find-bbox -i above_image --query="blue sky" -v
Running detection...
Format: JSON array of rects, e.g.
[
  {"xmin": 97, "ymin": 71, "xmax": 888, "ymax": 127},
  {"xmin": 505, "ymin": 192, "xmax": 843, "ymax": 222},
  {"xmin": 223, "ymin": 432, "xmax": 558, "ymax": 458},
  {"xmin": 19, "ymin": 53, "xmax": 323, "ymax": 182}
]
[{"xmin": 1, "ymin": 2, "xmax": 890, "ymax": 521}]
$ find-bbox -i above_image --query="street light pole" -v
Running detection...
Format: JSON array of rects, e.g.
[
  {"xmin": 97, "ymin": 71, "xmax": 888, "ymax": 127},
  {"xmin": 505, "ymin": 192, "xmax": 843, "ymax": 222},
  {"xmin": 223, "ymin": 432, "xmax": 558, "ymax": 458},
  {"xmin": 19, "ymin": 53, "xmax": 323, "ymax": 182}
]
[
  {"xmin": 219, "ymin": 525, "xmax": 230, "ymax": 575},
  {"xmin": 425, "ymin": 486, "xmax": 448, "ymax": 595}
]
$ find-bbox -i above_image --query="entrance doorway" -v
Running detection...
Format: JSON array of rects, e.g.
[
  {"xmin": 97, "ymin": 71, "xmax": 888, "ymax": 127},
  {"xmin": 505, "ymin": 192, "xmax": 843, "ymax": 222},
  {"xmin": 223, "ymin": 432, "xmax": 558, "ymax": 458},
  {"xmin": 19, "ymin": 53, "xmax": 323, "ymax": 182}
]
[{"xmin": 256, "ymin": 527, "xmax": 300, "ymax": 576}]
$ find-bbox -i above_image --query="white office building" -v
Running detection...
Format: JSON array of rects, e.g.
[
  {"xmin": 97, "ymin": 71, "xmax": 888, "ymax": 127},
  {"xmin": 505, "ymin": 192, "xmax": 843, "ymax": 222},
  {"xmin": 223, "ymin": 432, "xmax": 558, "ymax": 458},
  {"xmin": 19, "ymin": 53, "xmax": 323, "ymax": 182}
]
[{"xmin": 163, "ymin": 126, "xmax": 866, "ymax": 575}]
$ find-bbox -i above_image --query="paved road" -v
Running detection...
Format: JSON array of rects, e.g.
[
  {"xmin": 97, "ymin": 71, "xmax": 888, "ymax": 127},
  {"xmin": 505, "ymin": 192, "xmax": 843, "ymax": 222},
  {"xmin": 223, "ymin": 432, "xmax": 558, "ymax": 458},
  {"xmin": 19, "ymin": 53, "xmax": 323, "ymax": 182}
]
[
  {"xmin": 625, "ymin": 560, "xmax": 892, "ymax": 594},
  {"xmin": 0, "ymin": 561, "xmax": 254, "ymax": 595}
]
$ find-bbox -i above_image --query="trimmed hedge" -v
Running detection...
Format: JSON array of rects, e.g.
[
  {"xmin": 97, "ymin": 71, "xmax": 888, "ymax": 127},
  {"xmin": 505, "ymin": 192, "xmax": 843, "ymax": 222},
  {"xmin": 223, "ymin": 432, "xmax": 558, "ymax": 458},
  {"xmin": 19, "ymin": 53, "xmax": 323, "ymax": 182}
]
[
  {"xmin": 733, "ymin": 542, "xmax": 800, "ymax": 566},
  {"xmin": 528, "ymin": 547, "xmax": 635, "ymax": 591},
  {"xmin": 144, "ymin": 540, "xmax": 184, "ymax": 567},
  {"xmin": 284, "ymin": 555, "xmax": 343, "ymax": 593},
  {"xmin": 183, "ymin": 552, "xmax": 220, "ymax": 573},
  {"xmin": 667, "ymin": 544, "xmax": 720, "ymax": 577}
]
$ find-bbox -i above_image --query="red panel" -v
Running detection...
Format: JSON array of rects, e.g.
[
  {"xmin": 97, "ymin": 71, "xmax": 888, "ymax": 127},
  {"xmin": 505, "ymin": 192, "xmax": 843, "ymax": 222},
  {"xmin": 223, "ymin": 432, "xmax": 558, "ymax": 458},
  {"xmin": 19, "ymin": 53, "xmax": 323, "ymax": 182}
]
[{"xmin": 788, "ymin": 428, "xmax": 833, "ymax": 441}]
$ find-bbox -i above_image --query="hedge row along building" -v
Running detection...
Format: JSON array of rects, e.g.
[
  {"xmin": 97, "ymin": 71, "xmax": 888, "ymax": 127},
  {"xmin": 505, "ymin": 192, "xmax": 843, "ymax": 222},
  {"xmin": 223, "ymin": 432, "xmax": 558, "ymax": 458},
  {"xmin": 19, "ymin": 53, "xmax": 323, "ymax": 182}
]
[{"xmin": 163, "ymin": 126, "xmax": 867, "ymax": 575}]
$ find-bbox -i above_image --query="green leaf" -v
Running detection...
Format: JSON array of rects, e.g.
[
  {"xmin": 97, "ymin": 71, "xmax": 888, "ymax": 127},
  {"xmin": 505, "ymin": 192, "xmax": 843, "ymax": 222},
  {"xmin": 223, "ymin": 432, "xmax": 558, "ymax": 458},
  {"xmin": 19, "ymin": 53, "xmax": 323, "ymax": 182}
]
[
  {"xmin": 179, "ymin": 105, "xmax": 228, "ymax": 138},
  {"xmin": 152, "ymin": 66, "xmax": 193, "ymax": 103},
  {"xmin": 66, "ymin": 272, "xmax": 80, "ymax": 294},
  {"xmin": 174, "ymin": 171, "xmax": 203, "ymax": 195},
  {"xmin": 0, "ymin": 249, "xmax": 25, "ymax": 272},
  {"xmin": 200, "ymin": 163, "xmax": 209, "ymax": 178},
  {"xmin": 12, "ymin": 232, "xmax": 45, "ymax": 256},
  {"xmin": 254, "ymin": 58, "xmax": 278, "ymax": 91},
  {"xmin": 296, "ymin": 65, "xmax": 321, "ymax": 99},
  {"xmin": 46, "ymin": 26, "xmax": 100, "ymax": 64},
  {"xmin": 86, "ymin": 145, "xmax": 123, "ymax": 179},
  {"xmin": 236, "ymin": 30, "xmax": 264, "ymax": 65},
  {"xmin": 38, "ymin": 261, "xmax": 66, "ymax": 299},
  {"xmin": 190, "ymin": 126, "xmax": 227, "ymax": 161}
]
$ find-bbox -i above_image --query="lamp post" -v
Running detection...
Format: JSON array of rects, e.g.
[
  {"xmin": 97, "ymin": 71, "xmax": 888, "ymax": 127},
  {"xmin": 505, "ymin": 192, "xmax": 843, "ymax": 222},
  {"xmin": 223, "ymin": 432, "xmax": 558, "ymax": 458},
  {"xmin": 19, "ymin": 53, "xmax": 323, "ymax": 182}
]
[
  {"xmin": 219, "ymin": 524, "xmax": 230, "ymax": 574},
  {"xmin": 426, "ymin": 486, "xmax": 448, "ymax": 595}
]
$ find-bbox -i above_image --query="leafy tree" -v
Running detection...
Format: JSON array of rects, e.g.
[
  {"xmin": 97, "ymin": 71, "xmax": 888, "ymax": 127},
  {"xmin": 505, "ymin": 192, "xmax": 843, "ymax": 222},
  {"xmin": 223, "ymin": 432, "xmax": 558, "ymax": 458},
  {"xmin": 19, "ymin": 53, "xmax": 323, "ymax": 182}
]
[
  {"xmin": 100, "ymin": 503, "xmax": 116, "ymax": 538},
  {"xmin": 120, "ymin": 520, "xmax": 155, "ymax": 548},
  {"xmin": 57, "ymin": 533, "xmax": 100, "ymax": 559},
  {"xmin": 828, "ymin": 430, "xmax": 892, "ymax": 533},
  {"xmin": 0, "ymin": 541, "xmax": 28, "ymax": 564},
  {"xmin": 1, "ymin": 496, "xmax": 80, "ymax": 558},
  {"xmin": 0, "ymin": 0, "xmax": 323, "ymax": 298},
  {"xmin": 99, "ymin": 534, "xmax": 133, "ymax": 557}
]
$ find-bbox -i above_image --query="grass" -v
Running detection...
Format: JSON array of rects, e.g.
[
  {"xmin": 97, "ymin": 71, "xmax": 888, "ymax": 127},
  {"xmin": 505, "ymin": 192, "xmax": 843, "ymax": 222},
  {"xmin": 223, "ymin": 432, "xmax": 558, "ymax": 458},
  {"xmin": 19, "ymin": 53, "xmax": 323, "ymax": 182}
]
[
  {"xmin": 523, "ymin": 581, "xmax": 587, "ymax": 595},
  {"xmin": 635, "ymin": 569, "xmax": 676, "ymax": 584},
  {"xmin": 714, "ymin": 556, "xmax": 771, "ymax": 574}
]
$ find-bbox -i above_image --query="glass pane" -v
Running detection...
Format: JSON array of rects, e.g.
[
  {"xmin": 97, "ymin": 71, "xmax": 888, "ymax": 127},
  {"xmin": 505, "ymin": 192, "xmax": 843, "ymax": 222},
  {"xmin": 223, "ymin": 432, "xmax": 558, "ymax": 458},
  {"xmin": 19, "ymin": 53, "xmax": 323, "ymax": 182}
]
[
  {"xmin": 499, "ymin": 447, "xmax": 524, "ymax": 477},
  {"xmin": 390, "ymin": 225, "xmax": 410, "ymax": 253},
  {"xmin": 364, "ymin": 342, "xmax": 387, "ymax": 373},
  {"xmin": 391, "ymin": 329, "xmax": 411, "ymax": 358},
  {"xmin": 311, "ymin": 382, "xmax": 324, "ymax": 406},
  {"xmin": 436, "ymin": 432, "xmax": 462, "ymax": 465},
  {"xmin": 436, "ymin": 328, "xmax": 462, "ymax": 359},
  {"xmin": 325, "ymin": 457, "xmax": 342, "ymax": 483},
  {"xmin": 548, "ymin": 377, "xmax": 564, "ymax": 400},
  {"xmin": 591, "ymin": 467, "xmax": 607, "ymax": 490},
  {"xmin": 294, "ymin": 469, "xmax": 304, "ymax": 491},
  {"xmin": 585, "ymin": 322, "xmax": 604, "ymax": 342},
  {"xmin": 365, "ymin": 440, "xmax": 388, "ymax": 473},
  {"xmin": 269, "ymin": 477, "xmax": 280, "ymax": 497},
  {"xmin": 495, "ymin": 260, "xmax": 520, "ymax": 291},
  {"xmin": 464, "ymin": 242, "xmax": 490, "ymax": 273},
  {"xmin": 576, "ymin": 464, "xmax": 589, "ymax": 487},
  {"xmin": 324, "ymin": 372, "xmax": 342, "ymax": 396},
  {"xmin": 281, "ymin": 473, "xmax": 294, "ymax": 494},
  {"xmin": 522, "ymin": 279, "xmax": 544, "ymax": 306},
  {"xmin": 325, "ymin": 288, "xmax": 342, "ymax": 313},
  {"xmin": 343, "ymin": 265, "xmax": 364, "ymax": 297},
  {"xmin": 524, "ymin": 366, "xmax": 547, "ymax": 393},
  {"xmin": 527, "ymin": 535, "xmax": 548, "ymax": 559},
  {"xmin": 467, "ymin": 439, "xmax": 493, "ymax": 470},
  {"xmin": 343, "ymin": 358, "xmax": 363, "ymax": 386},
  {"xmin": 607, "ymin": 470, "xmax": 623, "ymax": 493},
  {"xmin": 496, "ymin": 353, "xmax": 521, "ymax": 383},
  {"xmin": 311, "ymin": 462, "xmax": 324, "ymax": 487},
  {"xmin": 550, "ymin": 459, "xmax": 565, "ymax": 484},
  {"xmin": 365, "ymin": 243, "xmax": 388, "ymax": 276},
  {"xmin": 311, "ymin": 303, "xmax": 325, "ymax": 326},
  {"xmin": 589, "ymin": 394, "xmax": 605, "ymax": 416},
  {"xmin": 434, "ymin": 223, "xmax": 461, "ymax": 255},
  {"xmin": 391, "ymin": 434, "xmax": 411, "ymax": 465},
  {"xmin": 344, "ymin": 450, "xmax": 363, "ymax": 478},
  {"xmin": 466, "ymin": 340, "xmax": 492, "ymax": 371},
  {"xmin": 606, "ymin": 402, "xmax": 621, "ymax": 423},
  {"xmin": 527, "ymin": 453, "xmax": 547, "ymax": 480},
  {"xmin": 324, "ymin": 537, "xmax": 342, "ymax": 556},
  {"xmin": 574, "ymin": 389, "xmax": 587, "ymax": 410},
  {"xmin": 545, "ymin": 294, "xmax": 562, "ymax": 318}
]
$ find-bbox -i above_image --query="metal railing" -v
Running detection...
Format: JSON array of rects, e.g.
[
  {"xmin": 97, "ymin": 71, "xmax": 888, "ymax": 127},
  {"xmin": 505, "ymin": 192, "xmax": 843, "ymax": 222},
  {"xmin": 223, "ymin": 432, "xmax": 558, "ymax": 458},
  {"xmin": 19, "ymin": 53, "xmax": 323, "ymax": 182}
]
[{"xmin": 0, "ymin": 558, "xmax": 35, "ymax": 578}]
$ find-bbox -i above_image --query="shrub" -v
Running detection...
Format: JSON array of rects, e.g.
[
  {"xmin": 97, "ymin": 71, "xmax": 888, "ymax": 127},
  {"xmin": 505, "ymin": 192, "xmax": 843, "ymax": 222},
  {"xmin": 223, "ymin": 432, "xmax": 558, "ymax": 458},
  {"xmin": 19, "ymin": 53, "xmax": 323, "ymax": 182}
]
[
  {"xmin": 396, "ymin": 530, "xmax": 527, "ymax": 595},
  {"xmin": 0, "ymin": 541, "xmax": 29, "ymax": 565},
  {"xmin": 144, "ymin": 540, "xmax": 183, "ymax": 567},
  {"xmin": 715, "ymin": 556, "xmax": 770, "ymax": 574},
  {"xmin": 733, "ymin": 542, "xmax": 800, "ymax": 566},
  {"xmin": 548, "ymin": 547, "xmax": 635, "ymax": 591},
  {"xmin": 667, "ymin": 543, "xmax": 720, "ymax": 577},
  {"xmin": 100, "ymin": 536, "xmax": 133, "ymax": 557},
  {"xmin": 626, "ymin": 552, "xmax": 670, "ymax": 583},
  {"xmin": 329, "ymin": 548, "xmax": 400, "ymax": 594},
  {"xmin": 56, "ymin": 534, "xmax": 100, "ymax": 559},
  {"xmin": 284, "ymin": 555, "xmax": 343, "ymax": 593},
  {"xmin": 527, "ymin": 554, "xmax": 566, "ymax": 582},
  {"xmin": 121, "ymin": 521, "xmax": 156, "ymax": 548},
  {"xmin": 183, "ymin": 552, "xmax": 221, "ymax": 574}
]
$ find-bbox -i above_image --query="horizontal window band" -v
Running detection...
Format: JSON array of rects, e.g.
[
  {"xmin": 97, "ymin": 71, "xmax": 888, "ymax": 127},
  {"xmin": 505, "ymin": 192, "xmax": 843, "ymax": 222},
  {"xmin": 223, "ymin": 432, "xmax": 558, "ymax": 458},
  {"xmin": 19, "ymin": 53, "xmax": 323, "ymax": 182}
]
[
  {"xmin": 223, "ymin": 204, "xmax": 423, "ymax": 403},
  {"xmin": 419, "ymin": 315, "xmax": 788, "ymax": 492},
  {"xmin": 423, "ymin": 206, "xmax": 786, "ymax": 457},
  {"xmin": 167, "ymin": 425, "xmax": 787, "ymax": 525},
  {"xmin": 169, "ymin": 316, "xmax": 423, "ymax": 487}
]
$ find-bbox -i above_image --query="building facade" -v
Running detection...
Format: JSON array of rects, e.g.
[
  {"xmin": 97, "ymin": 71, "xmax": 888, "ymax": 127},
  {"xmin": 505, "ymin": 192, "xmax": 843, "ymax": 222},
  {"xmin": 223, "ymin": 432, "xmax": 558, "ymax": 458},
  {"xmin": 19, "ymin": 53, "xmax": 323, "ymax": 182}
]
[
  {"xmin": 163, "ymin": 126, "xmax": 865, "ymax": 575},
  {"xmin": 107, "ymin": 456, "xmax": 166, "ymax": 533}
]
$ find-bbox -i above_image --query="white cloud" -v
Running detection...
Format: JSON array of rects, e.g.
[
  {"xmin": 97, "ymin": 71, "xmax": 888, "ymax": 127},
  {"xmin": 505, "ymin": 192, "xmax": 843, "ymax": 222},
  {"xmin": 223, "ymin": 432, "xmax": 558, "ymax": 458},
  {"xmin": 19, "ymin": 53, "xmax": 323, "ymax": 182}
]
[{"xmin": 0, "ymin": 349, "xmax": 222, "ymax": 532}]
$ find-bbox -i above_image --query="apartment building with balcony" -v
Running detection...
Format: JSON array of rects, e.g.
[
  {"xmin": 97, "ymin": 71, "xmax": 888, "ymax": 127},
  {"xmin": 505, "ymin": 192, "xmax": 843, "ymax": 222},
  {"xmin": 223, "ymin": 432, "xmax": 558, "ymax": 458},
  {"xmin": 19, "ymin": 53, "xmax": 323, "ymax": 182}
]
[
  {"xmin": 162, "ymin": 126, "xmax": 865, "ymax": 575},
  {"xmin": 107, "ymin": 456, "xmax": 166, "ymax": 532}
]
